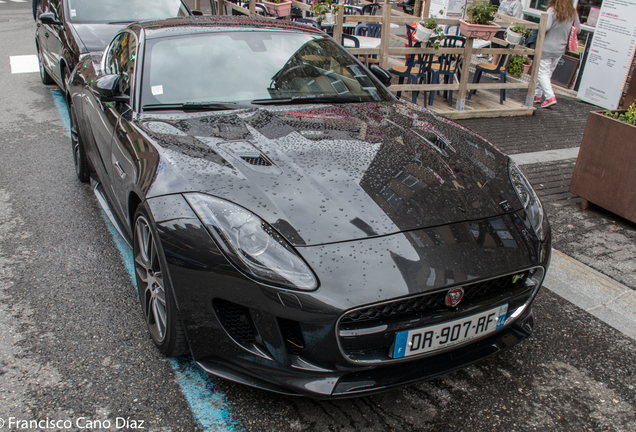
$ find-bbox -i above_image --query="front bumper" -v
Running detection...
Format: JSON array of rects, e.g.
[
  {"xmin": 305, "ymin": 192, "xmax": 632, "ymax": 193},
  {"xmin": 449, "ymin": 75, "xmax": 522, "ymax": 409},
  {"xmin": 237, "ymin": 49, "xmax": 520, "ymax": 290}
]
[{"xmin": 148, "ymin": 194, "xmax": 550, "ymax": 398}]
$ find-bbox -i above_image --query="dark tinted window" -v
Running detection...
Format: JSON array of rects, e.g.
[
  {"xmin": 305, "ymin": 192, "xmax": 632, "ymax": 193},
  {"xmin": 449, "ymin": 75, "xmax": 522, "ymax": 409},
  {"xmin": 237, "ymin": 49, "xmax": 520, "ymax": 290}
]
[{"xmin": 65, "ymin": 0, "xmax": 188, "ymax": 23}]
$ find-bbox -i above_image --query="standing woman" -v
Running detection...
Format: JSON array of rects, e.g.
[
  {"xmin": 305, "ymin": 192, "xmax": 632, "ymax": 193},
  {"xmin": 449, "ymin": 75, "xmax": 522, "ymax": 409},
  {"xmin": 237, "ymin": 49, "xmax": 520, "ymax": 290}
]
[{"xmin": 534, "ymin": 0, "xmax": 580, "ymax": 107}]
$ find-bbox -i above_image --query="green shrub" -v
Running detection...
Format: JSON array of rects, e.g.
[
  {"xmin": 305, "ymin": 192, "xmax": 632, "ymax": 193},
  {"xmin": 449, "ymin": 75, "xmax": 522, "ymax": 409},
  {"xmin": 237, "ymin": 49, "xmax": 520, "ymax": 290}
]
[{"xmin": 605, "ymin": 103, "xmax": 636, "ymax": 126}]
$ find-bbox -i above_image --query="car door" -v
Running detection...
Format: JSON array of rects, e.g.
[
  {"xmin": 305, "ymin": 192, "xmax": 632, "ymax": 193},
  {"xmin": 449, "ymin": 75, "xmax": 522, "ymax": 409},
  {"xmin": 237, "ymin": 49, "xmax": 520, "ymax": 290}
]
[
  {"xmin": 103, "ymin": 31, "xmax": 141, "ymax": 224},
  {"xmin": 82, "ymin": 32, "xmax": 131, "ymax": 213},
  {"xmin": 41, "ymin": 0, "xmax": 64, "ymax": 84}
]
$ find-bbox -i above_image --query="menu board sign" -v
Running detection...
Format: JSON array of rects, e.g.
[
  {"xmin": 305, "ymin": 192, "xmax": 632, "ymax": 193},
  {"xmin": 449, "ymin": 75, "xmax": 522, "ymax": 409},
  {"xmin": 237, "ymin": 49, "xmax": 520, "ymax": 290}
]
[
  {"xmin": 577, "ymin": 0, "xmax": 636, "ymax": 110},
  {"xmin": 428, "ymin": 0, "xmax": 466, "ymax": 19}
]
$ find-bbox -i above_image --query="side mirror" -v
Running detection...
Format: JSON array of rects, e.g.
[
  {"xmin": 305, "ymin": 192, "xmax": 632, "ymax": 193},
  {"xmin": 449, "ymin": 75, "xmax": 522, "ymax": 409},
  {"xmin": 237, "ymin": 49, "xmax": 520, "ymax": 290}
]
[
  {"xmin": 95, "ymin": 74, "xmax": 129, "ymax": 103},
  {"xmin": 369, "ymin": 65, "xmax": 392, "ymax": 87},
  {"xmin": 191, "ymin": 10, "xmax": 203, "ymax": 16},
  {"xmin": 39, "ymin": 12, "xmax": 62, "ymax": 26}
]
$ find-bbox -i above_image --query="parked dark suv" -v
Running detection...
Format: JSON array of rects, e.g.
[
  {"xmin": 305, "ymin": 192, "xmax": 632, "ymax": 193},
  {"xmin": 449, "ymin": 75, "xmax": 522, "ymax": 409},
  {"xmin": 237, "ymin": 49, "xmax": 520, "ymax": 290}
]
[{"xmin": 35, "ymin": 0, "xmax": 196, "ymax": 102}]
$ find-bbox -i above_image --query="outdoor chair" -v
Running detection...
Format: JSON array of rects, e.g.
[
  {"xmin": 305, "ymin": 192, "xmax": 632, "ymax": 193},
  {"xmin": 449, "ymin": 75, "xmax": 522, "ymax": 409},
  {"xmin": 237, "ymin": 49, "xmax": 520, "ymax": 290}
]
[
  {"xmin": 426, "ymin": 35, "xmax": 466, "ymax": 107},
  {"xmin": 468, "ymin": 43, "xmax": 512, "ymax": 105},
  {"xmin": 361, "ymin": 3, "xmax": 381, "ymax": 15},
  {"xmin": 389, "ymin": 24, "xmax": 433, "ymax": 105},
  {"xmin": 354, "ymin": 22, "xmax": 382, "ymax": 38},
  {"xmin": 293, "ymin": 18, "xmax": 320, "ymax": 29}
]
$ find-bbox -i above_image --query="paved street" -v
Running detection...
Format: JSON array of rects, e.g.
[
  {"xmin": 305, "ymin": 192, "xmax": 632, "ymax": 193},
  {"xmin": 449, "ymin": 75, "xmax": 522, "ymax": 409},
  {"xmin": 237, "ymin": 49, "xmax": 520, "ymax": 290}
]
[{"xmin": 1, "ymin": 2, "xmax": 635, "ymax": 431}]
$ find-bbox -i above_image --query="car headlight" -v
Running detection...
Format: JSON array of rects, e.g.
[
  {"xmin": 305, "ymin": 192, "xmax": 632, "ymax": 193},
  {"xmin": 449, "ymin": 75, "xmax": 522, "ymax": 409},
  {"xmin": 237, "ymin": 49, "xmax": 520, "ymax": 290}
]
[
  {"xmin": 184, "ymin": 193, "xmax": 318, "ymax": 291},
  {"xmin": 509, "ymin": 161, "xmax": 547, "ymax": 241}
]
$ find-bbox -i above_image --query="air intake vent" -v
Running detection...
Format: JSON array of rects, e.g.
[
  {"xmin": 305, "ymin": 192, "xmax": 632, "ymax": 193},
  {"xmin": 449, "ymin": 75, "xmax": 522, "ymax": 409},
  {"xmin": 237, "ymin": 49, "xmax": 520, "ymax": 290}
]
[
  {"xmin": 278, "ymin": 318, "xmax": 305, "ymax": 356},
  {"xmin": 241, "ymin": 156, "xmax": 272, "ymax": 166},
  {"xmin": 214, "ymin": 299, "xmax": 256, "ymax": 345}
]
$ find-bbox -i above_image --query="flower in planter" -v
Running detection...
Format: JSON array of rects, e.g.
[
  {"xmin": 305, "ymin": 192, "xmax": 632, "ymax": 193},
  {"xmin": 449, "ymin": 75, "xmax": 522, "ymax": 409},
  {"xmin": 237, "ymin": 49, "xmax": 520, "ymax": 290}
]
[
  {"xmin": 310, "ymin": 0, "xmax": 340, "ymax": 23},
  {"xmin": 466, "ymin": 0, "xmax": 497, "ymax": 25},
  {"xmin": 604, "ymin": 102, "xmax": 636, "ymax": 126},
  {"xmin": 416, "ymin": 10, "xmax": 446, "ymax": 48}
]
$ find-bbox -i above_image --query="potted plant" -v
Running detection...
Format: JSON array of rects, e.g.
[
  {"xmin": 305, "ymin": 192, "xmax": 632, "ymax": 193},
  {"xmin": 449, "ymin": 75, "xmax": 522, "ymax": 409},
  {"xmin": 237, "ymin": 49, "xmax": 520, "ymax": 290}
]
[
  {"xmin": 569, "ymin": 102, "xmax": 636, "ymax": 223},
  {"xmin": 507, "ymin": 55, "xmax": 531, "ymax": 77},
  {"xmin": 459, "ymin": 0, "xmax": 500, "ymax": 40},
  {"xmin": 310, "ymin": 0, "xmax": 340, "ymax": 24},
  {"xmin": 506, "ymin": 54, "xmax": 525, "ymax": 77},
  {"xmin": 262, "ymin": 0, "xmax": 292, "ymax": 17},
  {"xmin": 522, "ymin": 56, "xmax": 532, "ymax": 74},
  {"xmin": 415, "ymin": 10, "xmax": 445, "ymax": 43},
  {"xmin": 505, "ymin": 24, "xmax": 532, "ymax": 45}
]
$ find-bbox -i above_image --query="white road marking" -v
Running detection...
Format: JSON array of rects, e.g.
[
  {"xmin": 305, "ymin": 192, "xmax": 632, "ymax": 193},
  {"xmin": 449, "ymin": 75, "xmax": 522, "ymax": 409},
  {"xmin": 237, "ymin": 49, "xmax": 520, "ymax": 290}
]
[
  {"xmin": 10, "ymin": 55, "xmax": 39, "ymax": 74},
  {"xmin": 510, "ymin": 147, "xmax": 580, "ymax": 166}
]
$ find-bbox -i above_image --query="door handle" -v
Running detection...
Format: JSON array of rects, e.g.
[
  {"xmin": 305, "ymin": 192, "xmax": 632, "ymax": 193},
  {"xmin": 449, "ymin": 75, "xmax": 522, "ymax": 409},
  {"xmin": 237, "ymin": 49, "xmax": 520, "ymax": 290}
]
[{"xmin": 113, "ymin": 160, "xmax": 126, "ymax": 179}]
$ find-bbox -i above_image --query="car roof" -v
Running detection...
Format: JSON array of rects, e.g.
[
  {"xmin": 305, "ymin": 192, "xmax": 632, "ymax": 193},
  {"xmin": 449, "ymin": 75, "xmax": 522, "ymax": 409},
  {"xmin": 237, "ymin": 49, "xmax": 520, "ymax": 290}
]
[{"xmin": 129, "ymin": 16, "xmax": 325, "ymax": 39}]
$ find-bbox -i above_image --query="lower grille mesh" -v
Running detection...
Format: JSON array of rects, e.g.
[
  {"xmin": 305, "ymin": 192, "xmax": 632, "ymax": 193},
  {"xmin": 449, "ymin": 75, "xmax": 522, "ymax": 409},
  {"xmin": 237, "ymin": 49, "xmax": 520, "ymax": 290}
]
[{"xmin": 214, "ymin": 299, "xmax": 256, "ymax": 345}]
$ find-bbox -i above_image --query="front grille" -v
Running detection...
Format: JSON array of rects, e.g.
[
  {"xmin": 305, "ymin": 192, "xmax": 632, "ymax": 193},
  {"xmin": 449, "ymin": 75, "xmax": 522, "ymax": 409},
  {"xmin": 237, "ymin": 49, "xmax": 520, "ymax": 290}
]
[
  {"xmin": 241, "ymin": 156, "xmax": 272, "ymax": 166},
  {"xmin": 214, "ymin": 299, "xmax": 256, "ymax": 345},
  {"xmin": 337, "ymin": 268, "xmax": 542, "ymax": 364},
  {"xmin": 341, "ymin": 271, "xmax": 529, "ymax": 324}
]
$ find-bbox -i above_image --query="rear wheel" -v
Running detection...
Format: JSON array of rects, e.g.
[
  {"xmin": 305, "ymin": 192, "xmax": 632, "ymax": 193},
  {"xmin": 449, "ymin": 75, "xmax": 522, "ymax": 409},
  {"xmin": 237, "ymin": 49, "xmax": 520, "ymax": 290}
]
[
  {"xmin": 70, "ymin": 104, "xmax": 89, "ymax": 182},
  {"xmin": 133, "ymin": 204, "xmax": 188, "ymax": 356},
  {"xmin": 37, "ymin": 44, "xmax": 54, "ymax": 85}
]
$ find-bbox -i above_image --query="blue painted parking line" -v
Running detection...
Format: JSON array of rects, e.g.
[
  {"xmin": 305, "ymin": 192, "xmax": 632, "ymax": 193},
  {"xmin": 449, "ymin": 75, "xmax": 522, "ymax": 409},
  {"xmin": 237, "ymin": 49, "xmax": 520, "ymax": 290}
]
[{"xmin": 51, "ymin": 89, "xmax": 239, "ymax": 432}]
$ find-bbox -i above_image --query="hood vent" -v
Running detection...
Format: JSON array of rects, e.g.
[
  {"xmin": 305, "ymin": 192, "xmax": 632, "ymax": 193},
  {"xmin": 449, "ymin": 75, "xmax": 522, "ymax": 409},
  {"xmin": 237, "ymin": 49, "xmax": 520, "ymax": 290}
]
[{"xmin": 241, "ymin": 155, "xmax": 272, "ymax": 166}]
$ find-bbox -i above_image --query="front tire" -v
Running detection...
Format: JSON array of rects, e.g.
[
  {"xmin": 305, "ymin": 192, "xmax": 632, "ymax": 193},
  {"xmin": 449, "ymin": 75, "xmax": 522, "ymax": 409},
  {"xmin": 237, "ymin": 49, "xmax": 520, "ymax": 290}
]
[
  {"xmin": 70, "ymin": 104, "xmax": 89, "ymax": 182},
  {"xmin": 133, "ymin": 204, "xmax": 188, "ymax": 356}
]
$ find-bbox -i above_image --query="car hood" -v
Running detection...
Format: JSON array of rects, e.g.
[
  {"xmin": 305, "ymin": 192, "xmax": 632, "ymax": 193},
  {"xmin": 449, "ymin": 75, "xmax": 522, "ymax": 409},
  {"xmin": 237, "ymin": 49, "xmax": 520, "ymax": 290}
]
[
  {"xmin": 72, "ymin": 23, "xmax": 126, "ymax": 52},
  {"xmin": 140, "ymin": 102, "xmax": 520, "ymax": 246}
]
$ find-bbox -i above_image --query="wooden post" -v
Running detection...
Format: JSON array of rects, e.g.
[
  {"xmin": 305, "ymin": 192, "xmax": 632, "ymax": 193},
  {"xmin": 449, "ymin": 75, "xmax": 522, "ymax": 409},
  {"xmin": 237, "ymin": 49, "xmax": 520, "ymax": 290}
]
[
  {"xmin": 195, "ymin": 0, "xmax": 201, "ymax": 11},
  {"xmin": 379, "ymin": 0, "xmax": 392, "ymax": 69},
  {"xmin": 414, "ymin": 0, "xmax": 423, "ymax": 18},
  {"xmin": 456, "ymin": 36, "xmax": 474, "ymax": 111},
  {"xmin": 217, "ymin": 0, "xmax": 224, "ymax": 15},
  {"xmin": 422, "ymin": 0, "xmax": 430, "ymax": 19},
  {"xmin": 249, "ymin": 0, "xmax": 255, "ymax": 16},
  {"xmin": 334, "ymin": 7, "xmax": 344, "ymax": 47},
  {"xmin": 526, "ymin": 13, "xmax": 548, "ymax": 107}
]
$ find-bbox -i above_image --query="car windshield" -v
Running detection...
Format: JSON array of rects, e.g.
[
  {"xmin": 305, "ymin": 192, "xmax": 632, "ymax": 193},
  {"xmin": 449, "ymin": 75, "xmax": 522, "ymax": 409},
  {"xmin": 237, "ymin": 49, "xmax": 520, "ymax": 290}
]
[
  {"xmin": 140, "ymin": 30, "xmax": 392, "ymax": 109},
  {"xmin": 66, "ymin": 0, "xmax": 189, "ymax": 23}
]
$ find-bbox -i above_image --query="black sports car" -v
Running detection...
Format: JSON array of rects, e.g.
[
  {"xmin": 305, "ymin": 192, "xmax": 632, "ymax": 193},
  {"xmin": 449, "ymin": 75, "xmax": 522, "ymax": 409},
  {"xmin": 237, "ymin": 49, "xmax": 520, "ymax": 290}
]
[
  {"xmin": 35, "ymin": 0, "xmax": 195, "ymax": 99},
  {"xmin": 68, "ymin": 16, "xmax": 551, "ymax": 398}
]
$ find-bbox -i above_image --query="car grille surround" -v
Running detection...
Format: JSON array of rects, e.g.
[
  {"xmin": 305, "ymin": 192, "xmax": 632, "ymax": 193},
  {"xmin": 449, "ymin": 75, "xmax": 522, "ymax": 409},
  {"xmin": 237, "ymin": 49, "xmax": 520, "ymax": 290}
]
[{"xmin": 337, "ymin": 268, "xmax": 543, "ymax": 364}]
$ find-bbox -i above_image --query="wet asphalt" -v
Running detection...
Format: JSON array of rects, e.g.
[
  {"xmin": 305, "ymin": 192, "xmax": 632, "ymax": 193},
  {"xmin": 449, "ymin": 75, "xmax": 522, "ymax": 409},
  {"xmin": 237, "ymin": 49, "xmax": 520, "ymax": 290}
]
[{"xmin": 1, "ymin": 3, "xmax": 635, "ymax": 431}]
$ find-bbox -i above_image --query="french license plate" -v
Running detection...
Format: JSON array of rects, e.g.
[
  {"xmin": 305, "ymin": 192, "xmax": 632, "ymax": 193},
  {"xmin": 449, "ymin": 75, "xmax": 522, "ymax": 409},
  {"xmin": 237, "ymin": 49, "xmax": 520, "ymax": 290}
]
[{"xmin": 392, "ymin": 304, "xmax": 508, "ymax": 359}]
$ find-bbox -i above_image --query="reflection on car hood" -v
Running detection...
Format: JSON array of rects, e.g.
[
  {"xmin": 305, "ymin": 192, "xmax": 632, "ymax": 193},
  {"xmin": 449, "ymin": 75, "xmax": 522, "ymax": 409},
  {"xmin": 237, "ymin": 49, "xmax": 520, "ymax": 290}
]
[
  {"xmin": 140, "ymin": 102, "xmax": 520, "ymax": 246},
  {"xmin": 72, "ymin": 23, "xmax": 126, "ymax": 53}
]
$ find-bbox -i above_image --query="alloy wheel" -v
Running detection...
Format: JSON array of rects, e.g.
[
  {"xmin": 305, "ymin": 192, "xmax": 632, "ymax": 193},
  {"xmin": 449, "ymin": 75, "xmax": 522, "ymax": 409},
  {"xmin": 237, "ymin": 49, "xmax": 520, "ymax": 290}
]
[{"xmin": 135, "ymin": 215, "xmax": 168, "ymax": 343}]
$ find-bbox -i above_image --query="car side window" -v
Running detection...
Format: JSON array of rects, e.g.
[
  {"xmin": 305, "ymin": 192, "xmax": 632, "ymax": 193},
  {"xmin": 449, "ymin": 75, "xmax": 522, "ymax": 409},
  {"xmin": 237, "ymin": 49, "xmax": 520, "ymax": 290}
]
[{"xmin": 105, "ymin": 32, "xmax": 138, "ymax": 98}]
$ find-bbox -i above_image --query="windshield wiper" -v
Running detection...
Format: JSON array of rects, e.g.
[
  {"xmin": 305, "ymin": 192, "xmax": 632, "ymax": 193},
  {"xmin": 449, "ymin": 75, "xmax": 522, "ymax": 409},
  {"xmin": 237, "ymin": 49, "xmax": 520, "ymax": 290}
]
[
  {"xmin": 142, "ymin": 102, "xmax": 238, "ymax": 112},
  {"xmin": 251, "ymin": 95, "xmax": 364, "ymax": 105},
  {"xmin": 108, "ymin": 21, "xmax": 135, "ymax": 24}
]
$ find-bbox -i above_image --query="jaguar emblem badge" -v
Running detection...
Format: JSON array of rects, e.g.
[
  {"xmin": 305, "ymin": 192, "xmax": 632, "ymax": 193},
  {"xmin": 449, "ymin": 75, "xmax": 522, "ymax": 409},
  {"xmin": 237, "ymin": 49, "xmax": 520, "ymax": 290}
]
[{"xmin": 445, "ymin": 287, "xmax": 464, "ymax": 307}]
